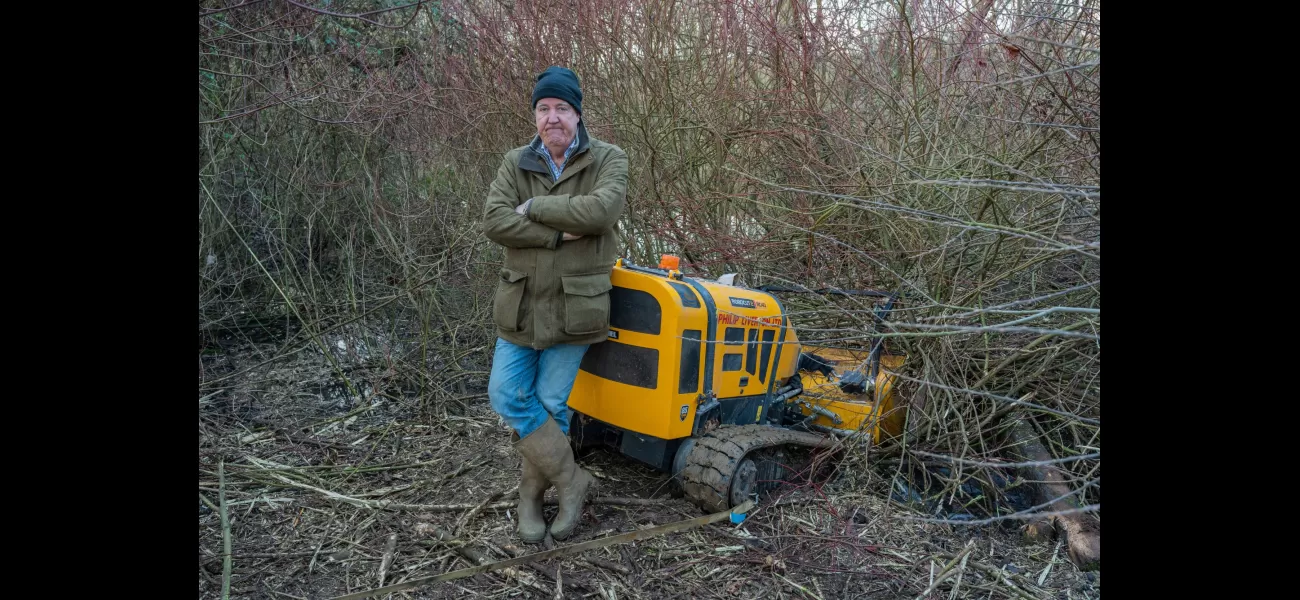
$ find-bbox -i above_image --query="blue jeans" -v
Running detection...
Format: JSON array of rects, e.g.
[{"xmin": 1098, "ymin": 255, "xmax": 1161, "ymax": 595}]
[{"xmin": 488, "ymin": 337, "xmax": 590, "ymax": 439}]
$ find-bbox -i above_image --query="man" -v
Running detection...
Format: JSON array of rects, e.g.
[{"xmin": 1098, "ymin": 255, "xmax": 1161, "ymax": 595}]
[{"xmin": 482, "ymin": 66, "xmax": 628, "ymax": 542}]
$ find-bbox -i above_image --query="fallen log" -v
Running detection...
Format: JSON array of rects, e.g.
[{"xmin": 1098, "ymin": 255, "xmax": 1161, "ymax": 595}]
[{"xmin": 1004, "ymin": 416, "xmax": 1099, "ymax": 570}]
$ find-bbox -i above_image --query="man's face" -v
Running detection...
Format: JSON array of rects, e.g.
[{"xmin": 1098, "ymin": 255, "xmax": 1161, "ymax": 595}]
[{"xmin": 534, "ymin": 98, "xmax": 579, "ymax": 153}]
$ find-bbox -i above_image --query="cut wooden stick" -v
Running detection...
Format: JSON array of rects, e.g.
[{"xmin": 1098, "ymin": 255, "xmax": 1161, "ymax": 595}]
[
  {"xmin": 328, "ymin": 500, "xmax": 756, "ymax": 600},
  {"xmin": 579, "ymin": 557, "xmax": 631, "ymax": 575},
  {"xmin": 436, "ymin": 528, "xmax": 550, "ymax": 595},
  {"xmin": 377, "ymin": 533, "xmax": 397, "ymax": 587},
  {"xmin": 219, "ymin": 461, "xmax": 232, "ymax": 600}
]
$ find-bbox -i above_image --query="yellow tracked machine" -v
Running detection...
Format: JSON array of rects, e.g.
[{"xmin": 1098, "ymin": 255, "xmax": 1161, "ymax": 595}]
[{"xmin": 567, "ymin": 256, "xmax": 907, "ymax": 512}]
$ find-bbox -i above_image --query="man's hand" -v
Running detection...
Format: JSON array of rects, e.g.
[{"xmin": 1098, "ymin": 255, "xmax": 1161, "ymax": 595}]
[{"xmin": 561, "ymin": 232, "xmax": 583, "ymax": 241}]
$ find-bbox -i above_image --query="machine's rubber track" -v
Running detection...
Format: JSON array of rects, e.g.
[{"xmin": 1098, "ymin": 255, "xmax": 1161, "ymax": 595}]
[{"xmin": 679, "ymin": 425, "xmax": 836, "ymax": 513}]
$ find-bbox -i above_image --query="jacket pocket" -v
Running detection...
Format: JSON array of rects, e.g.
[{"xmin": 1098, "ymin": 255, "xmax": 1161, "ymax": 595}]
[
  {"xmin": 561, "ymin": 273, "xmax": 612, "ymax": 335},
  {"xmin": 493, "ymin": 268, "xmax": 528, "ymax": 332}
]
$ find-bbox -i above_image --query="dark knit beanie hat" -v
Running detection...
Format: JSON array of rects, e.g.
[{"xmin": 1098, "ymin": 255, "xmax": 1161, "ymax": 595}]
[{"xmin": 531, "ymin": 66, "xmax": 583, "ymax": 115}]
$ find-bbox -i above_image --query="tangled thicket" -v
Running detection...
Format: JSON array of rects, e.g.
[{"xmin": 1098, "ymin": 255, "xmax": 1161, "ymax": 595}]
[{"xmin": 199, "ymin": 0, "xmax": 1098, "ymax": 525}]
